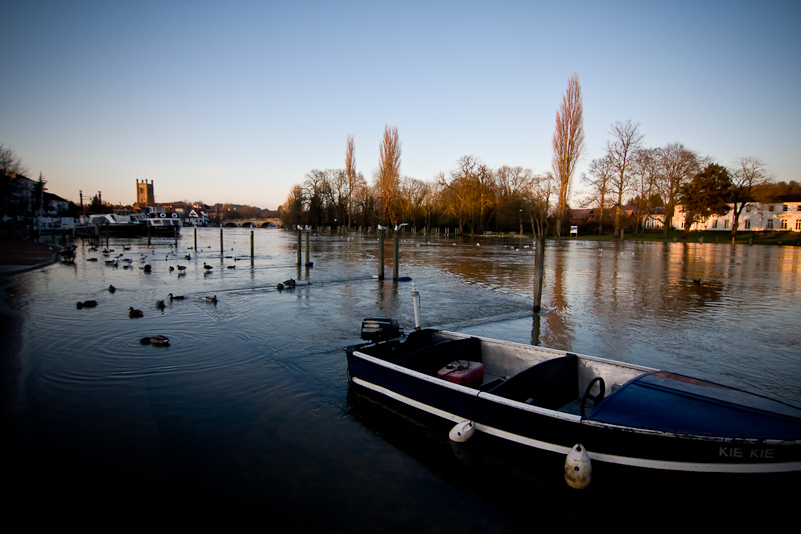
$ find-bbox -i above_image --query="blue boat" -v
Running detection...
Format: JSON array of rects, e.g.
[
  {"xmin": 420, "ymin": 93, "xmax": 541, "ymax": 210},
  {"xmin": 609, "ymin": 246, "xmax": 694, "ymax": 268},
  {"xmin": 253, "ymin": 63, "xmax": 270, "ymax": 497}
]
[{"xmin": 345, "ymin": 320, "xmax": 801, "ymax": 477}]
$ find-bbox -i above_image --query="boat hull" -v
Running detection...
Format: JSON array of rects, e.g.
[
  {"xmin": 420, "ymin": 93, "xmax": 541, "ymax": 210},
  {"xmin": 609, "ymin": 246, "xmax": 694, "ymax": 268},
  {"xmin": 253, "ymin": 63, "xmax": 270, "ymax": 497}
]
[{"xmin": 345, "ymin": 331, "xmax": 801, "ymax": 474}]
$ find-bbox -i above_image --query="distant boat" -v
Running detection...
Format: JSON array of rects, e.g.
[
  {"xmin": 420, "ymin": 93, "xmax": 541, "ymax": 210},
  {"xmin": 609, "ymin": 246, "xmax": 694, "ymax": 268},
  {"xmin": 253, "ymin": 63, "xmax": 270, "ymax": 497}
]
[
  {"xmin": 75, "ymin": 212, "xmax": 180, "ymax": 237},
  {"xmin": 146, "ymin": 215, "xmax": 181, "ymax": 236}
]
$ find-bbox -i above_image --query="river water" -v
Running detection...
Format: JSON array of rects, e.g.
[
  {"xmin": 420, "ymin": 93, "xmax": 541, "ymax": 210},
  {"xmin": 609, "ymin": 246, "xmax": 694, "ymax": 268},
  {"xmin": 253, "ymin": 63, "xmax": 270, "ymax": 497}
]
[{"xmin": 3, "ymin": 228, "xmax": 800, "ymax": 530}]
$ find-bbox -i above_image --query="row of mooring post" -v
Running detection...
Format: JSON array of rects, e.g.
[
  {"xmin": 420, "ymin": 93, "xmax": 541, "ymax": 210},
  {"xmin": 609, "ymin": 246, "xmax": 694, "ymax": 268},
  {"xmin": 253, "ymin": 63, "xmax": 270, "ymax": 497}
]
[
  {"xmin": 189, "ymin": 227, "xmax": 256, "ymax": 263},
  {"xmin": 376, "ymin": 229, "xmax": 403, "ymax": 281},
  {"xmin": 185, "ymin": 229, "xmax": 542, "ymax": 299},
  {"xmin": 296, "ymin": 227, "xmax": 313, "ymax": 267},
  {"xmin": 146, "ymin": 225, "xmax": 179, "ymax": 247}
]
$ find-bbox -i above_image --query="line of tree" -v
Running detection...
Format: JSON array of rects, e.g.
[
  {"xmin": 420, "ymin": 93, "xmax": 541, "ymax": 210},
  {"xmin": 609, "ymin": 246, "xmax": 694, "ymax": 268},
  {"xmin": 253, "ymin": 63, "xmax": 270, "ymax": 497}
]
[
  {"xmin": 284, "ymin": 119, "xmax": 782, "ymax": 239},
  {"xmin": 280, "ymin": 145, "xmax": 560, "ymax": 236}
]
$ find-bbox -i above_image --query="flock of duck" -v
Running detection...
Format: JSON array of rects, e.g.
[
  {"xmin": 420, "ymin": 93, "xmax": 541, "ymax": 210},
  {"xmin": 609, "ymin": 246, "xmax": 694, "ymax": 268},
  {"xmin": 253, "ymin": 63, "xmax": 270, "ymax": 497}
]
[
  {"xmin": 74, "ymin": 244, "xmax": 230, "ymax": 346},
  {"xmin": 74, "ymin": 241, "xmax": 305, "ymax": 348},
  {"xmin": 84, "ymin": 243, "xmax": 244, "ymax": 274},
  {"xmin": 76, "ymin": 289, "xmax": 219, "ymax": 319}
]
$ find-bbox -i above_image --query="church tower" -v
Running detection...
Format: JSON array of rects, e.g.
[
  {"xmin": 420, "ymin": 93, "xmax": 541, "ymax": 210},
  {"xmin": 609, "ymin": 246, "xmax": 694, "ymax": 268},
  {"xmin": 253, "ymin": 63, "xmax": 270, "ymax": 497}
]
[{"xmin": 136, "ymin": 179, "xmax": 154, "ymax": 206}]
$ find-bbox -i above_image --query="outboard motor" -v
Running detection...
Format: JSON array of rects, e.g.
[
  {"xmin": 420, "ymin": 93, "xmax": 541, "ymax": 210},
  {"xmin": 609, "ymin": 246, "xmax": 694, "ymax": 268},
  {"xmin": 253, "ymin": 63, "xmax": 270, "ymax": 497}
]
[{"xmin": 360, "ymin": 318, "xmax": 402, "ymax": 343}]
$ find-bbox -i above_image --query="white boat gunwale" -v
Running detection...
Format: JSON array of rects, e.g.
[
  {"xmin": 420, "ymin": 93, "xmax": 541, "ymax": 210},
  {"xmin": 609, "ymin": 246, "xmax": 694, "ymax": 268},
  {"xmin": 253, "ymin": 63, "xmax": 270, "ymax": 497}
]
[{"xmin": 351, "ymin": 346, "xmax": 801, "ymax": 443}]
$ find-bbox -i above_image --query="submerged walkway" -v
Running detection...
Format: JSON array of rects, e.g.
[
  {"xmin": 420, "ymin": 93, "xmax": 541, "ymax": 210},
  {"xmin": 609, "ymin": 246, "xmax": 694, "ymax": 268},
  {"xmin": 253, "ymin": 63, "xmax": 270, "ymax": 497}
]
[{"xmin": 0, "ymin": 233, "xmax": 61, "ymax": 275}]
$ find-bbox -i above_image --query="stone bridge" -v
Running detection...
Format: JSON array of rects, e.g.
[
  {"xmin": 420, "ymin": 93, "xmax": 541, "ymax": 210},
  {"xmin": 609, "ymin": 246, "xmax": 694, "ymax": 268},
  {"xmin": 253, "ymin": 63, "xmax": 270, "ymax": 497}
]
[{"xmin": 219, "ymin": 218, "xmax": 281, "ymax": 228}]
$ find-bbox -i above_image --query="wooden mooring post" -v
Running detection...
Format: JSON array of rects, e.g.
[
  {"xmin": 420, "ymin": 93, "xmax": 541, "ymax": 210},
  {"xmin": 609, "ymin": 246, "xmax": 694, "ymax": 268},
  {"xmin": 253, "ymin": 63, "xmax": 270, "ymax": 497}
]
[
  {"xmin": 296, "ymin": 229, "xmax": 302, "ymax": 266},
  {"xmin": 305, "ymin": 228, "xmax": 313, "ymax": 267},
  {"xmin": 250, "ymin": 230, "xmax": 255, "ymax": 264},
  {"xmin": 194, "ymin": 227, "xmax": 198, "ymax": 251},
  {"xmin": 220, "ymin": 228, "xmax": 224, "ymax": 256},
  {"xmin": 393, "ymin": 231, "xmax": 400, "ymax": 280},
  {"xmin": 378, "ymin": 230, "xmax": 385, "ymax": 280},
  {"xmin": 533, "ymin": 237, "xmax": 546, "ymax": 313}
]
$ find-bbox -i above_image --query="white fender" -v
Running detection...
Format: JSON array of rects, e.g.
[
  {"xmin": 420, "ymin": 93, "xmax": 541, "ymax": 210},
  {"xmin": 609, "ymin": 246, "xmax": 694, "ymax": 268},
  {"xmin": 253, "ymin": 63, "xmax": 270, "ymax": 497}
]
[
  {"xmin": 449, "ymin": 420, "xmax": 475, "ymax": 443},
  {"xmin": 564, "ymin": 443, "xmax": 592, "ymax": 489}
]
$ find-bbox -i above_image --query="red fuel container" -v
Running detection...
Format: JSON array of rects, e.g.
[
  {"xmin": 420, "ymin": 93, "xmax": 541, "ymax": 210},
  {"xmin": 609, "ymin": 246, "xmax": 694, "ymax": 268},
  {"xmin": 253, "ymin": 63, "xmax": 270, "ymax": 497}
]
[{"xmin": 437, "ymin": 360, "xmax": 484, "ymax": 387}]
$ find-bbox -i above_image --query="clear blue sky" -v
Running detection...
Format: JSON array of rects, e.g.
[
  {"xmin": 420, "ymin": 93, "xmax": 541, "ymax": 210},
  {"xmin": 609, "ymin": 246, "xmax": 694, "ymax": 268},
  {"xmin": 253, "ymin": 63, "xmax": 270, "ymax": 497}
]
[{"xmin": 2, "ymin": 0, "xmax": 799, "ymax": 210}]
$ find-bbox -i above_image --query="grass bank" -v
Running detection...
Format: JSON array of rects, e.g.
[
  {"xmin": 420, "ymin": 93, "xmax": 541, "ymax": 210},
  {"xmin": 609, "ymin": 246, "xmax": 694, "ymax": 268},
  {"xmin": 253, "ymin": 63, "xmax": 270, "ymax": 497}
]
[{"xmin": 492, "ymin": 230, "xmax": 801, "ymax": 246}]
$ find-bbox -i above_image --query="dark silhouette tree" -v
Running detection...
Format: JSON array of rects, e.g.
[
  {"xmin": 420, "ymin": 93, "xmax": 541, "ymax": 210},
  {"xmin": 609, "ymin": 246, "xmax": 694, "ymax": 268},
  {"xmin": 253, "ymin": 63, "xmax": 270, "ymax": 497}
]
[{"xmin": 679, "ymin": 163, "xmax": 732, "ymax": 238}]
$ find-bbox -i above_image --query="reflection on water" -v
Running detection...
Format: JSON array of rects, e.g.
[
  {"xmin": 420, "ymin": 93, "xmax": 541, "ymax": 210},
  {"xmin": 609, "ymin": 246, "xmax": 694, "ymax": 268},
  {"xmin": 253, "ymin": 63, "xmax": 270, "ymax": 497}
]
[{"xmin": 4, "ymin": 228, "xmax": 800, "ymax": 529}]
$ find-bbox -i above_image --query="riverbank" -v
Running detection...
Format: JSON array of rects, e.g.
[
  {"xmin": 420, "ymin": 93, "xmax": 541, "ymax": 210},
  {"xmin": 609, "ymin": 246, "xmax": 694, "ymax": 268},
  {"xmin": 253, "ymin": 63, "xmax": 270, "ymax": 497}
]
[
  {"xmin": 0, "ymin": 232, "xmax": 61, "ymax": 485},
  {"xmin": 487, "ymin": 230, "xmax": 801, "ymax": 246},
  {"xmin": 0, "ymin": 232, "xmax": 62, "ymax": 275},
  {"xmin": 567, "ymin": 230, "xmax": 801, "ymax": 246}
]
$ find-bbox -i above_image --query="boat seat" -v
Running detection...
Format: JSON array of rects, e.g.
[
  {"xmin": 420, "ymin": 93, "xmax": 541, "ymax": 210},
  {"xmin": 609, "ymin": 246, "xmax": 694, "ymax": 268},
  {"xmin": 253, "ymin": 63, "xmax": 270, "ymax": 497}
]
[
  {"xmin": 487, "ymin": 354, "xmax": 578, "ymax": 410},
  {"xmin": 391, "ymin": 337, "xmax": 482, "ymax": 376}
]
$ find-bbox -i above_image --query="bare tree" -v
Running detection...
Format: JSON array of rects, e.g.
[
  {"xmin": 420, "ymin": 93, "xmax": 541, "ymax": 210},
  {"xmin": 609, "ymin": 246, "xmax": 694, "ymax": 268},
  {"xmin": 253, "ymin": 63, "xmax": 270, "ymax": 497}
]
[
  {"xmin": 631, "ymin": 147, "xmax": 660, "ymax": 235},
  {"xmin": 551, "ymin": 74, "xmax": 585, "ymax": 238},
  {"xmin": 438, "ymin": 165, "xmax": 470, "ymax": 233},
  {"xmin": 322, "ymin": 169, "xmax": 349, "ymax": 226},
  {"xmin": 0, "ymin": 144, "xmax": 29, "ymax": 176},
  {"xmin": 729, "ymin": 157, "xmax": 772, "ymax": 238},
  {"xmin": 496, "ymin": 166, "xmax": 534, "ymax": 234},
  {"xmin": 345, "ymin": 135, "xmax": 356, "ymax": 229},
  {"xmin": 583, "ymin": 155, "xmax": 614, "ymax": 235},
  {"xmin": 441, "ymin": 155, "xmax": 495, "ymax": 234},
  {"xmin": 471, "ymin": 162, "xmax": 496, "ymax": 233},
  {"xmin": 280, "ymin": 185, "xmax": 305, "ymax": 228},
  {"xmin": 303, "ymin": 169, "xmax": 329, "ymax": 227},
  {"xmin": 656, "ymin": 143, "xmax": 700, "ymax": 237},
  {"xmin": 376, "ymin": 125, "xmax": 401, "ymax": 224},
  {"xmin": 606, "ymin": 120, "xmax": 644, "ymax": 238},
  {"xmin": 526, "ymin": 172, "xmax": 556, "ymax": 238},
  {"xmin": 348, "ymin": 171, "xmax": 371, "ymax": 228},
  {"xmin": 398, "ymin": 176, "xmax": 431, "ymax": 229}
]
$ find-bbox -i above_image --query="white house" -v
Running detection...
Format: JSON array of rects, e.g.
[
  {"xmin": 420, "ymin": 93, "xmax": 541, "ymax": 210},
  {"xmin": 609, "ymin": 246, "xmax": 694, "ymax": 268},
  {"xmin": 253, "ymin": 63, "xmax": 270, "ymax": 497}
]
[
  {"xmin": 187, "ymin": 209, "xmax": 210, "ymax": 226},
  {"xmin": 674, "ymin": 202, "xmax": 801, "ymax": 232}
]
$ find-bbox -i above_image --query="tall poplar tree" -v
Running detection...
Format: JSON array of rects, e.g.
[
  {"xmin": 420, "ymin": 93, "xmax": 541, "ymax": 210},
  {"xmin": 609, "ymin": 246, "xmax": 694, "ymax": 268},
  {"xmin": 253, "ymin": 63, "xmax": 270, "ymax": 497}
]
[
  {"xmin": 377, "ymin": 125, "xmax": 401, "ymax": 224},
  {"xmin": 551, "ymin": 74, "xmax": 585, "ymax": 238},
  {"xmin": 345, "ymin": 135, "xmax": 356, "ymax": 229}
]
